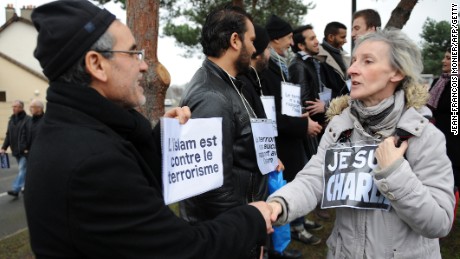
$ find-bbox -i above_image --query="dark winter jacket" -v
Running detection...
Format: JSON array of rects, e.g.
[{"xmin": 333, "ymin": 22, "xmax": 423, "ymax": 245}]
[
  {"xmin": 25, "ymin": 113, "xmax": 44, "ymax": 151},
  {"xmin": 429, "ymin": 78, "xmax": 459, "ymax": 169},
  {"xmin": 260, "ymin": 58, "xmax": 309, "ymax": 182},
  {"xmin": 179, "ymin": 59, "xmax": 268, "ymax": 223},
  {"xmin": 2, "ymin": 110, "xmax": 30, "ymax": 157},
  {"xmin": 24, "ymin": 81, "xmax": 266, "ymax": 259},
  {"xmin": 238, "ymin": 68, "xmax": 267, "ymax": 119},
  {"xmin": 289, "ymin": 54, "xmax": 327, "ymax": 125}
]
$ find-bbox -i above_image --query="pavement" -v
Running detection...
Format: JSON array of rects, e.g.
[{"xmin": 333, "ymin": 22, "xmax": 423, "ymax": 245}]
[{"xmin": 0, "ymin": 155, "xmax": 28, "ymax": 240}]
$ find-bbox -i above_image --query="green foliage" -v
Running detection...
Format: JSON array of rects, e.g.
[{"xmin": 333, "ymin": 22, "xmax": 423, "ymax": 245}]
[
  {"xmin": 97, "ymin": 0, "xmax": 315, "ymax": 55},
  {"xmin": 97, "ymin": 0, "xmax": 314, "ymax": 54},
  {"xmin": 97, "ymin": 0, "xmax": 126, "ymax": 9},
  {"xmin": 161, "ymin": 0, "xmax": 314, "ymax": 50},
  {"xmin": 420, "ymin": 18, "xmax": 450, "ymax": 76}
]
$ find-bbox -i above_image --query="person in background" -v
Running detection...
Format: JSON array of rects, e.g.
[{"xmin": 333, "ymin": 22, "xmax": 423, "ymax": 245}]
[
  {"xmin": 1, "ymin": 99, "xmax": 30, "ymax": 197},
  {"xmin": 351, "ymin": 9, "xmax": 381, "ymax": 42},
  {"xmin": 261, "ymin": 14, "xmax": 323, "ymax": 249},
  {"xmin": 318, "ymin": 21, "xmax": 349, "ymax": 98},
  {"xmin": 25, "ymin": 1, "xmax": 273, "ymax": 258},
  {"xmin": 25, "ymin": 99, "xmax": 45, "ymax": 154},
  {"xmin": 238, "ymin": 24, "xmax": 271, "ymax": 118},
  {"xmin": 427, "ymin": 46, "xmax": 459, "ymax": 196},
  {"xmin": 237, "ymin": 24, "xmax": 301, "ymax": 259},
  {"xmin": 289, "ymin": 24, "xmax": 344, "ymax": 222},
  {"xmin": 268, "ymin": 29, "xmax": 455, "ymax": 258},
  {"xmin": 179, "ymin": 4, "xmax": 275, "ymax": 258}
]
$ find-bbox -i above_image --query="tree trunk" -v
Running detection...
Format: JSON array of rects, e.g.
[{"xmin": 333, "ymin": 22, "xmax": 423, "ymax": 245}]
[
  {"xmin": 127, "ymin": 0, "xmax": 170, "ymax": 126},
  {"xmin": 385, "ymin": 0, "xmax": 418, "ymax": 29}
]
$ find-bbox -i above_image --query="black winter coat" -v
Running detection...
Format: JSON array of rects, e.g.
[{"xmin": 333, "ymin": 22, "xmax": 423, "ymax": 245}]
[
  {"xmin": 288, "ymin": 54, "xmax": 326, "ymax": 125},
  {"xmin": 24, "ymin": 82, "xmax": 266, "ymax": 259},
  {"xmin": 179, "ymin": 59, "xmax": 268, "ymax": 223},
  {"xmin": 238, "ymin": 68, "xmax": 267, "ymax": 119},
  {"xmin": 260, "ymin": 58, "xmax": 309, "ymax": 182},
  {"xmin": 1, "ymin": 110, "xmax": 30, "ymax": 157},
  {"xmin": 429, "ymin": 78, "xmax": 459, "ymax": 173},
  {"xmin": 25, "ymin": 113, "xmax": 44, "ymax": 151}
]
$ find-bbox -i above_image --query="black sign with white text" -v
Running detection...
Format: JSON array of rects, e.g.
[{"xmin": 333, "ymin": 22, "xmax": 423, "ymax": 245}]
[{"xmin": 321, "ymin": 144, "xmax": 391, "ymax": 210}]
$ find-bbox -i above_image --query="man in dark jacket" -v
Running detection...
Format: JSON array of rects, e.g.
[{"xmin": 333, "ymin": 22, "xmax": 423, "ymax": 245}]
[
  {"xmin": 261, "ymin": 15, "xmax": 323, "ymax": 247},
  {"xmin": 179, "ymin": 5, "xmax": 272, "ymax": 238},
  {"xmin": 24, "ymin": 1, "xmax": 273, "ymax": 258},
  {"xmin": 290, "ymin": 25, "xmax": 343, "ymax": 222},
  {"xmin": 238, "ymin": 24, "xmax": 302, "ymax": 259},
  {"xmin": 25, "ymin": 99, "xmax": 45, "ymax": 154},
  {"xmin": 1, "ymin": 99, "xmax": 30, "ymax": 197},
  {"xmin": 318, "ymin": 21, "xmax": 350, "ymax": 98}
]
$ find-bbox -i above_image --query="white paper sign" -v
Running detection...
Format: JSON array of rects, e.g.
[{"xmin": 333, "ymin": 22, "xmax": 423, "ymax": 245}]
[
  {"xmin": 260, "ymin": 96, "xmax": 278, "ymax": 136},
  {"xmin": 161, "ymin": 117, "xmax": 223, "ymax": 205},
  {"xmin": 319, "ymin": 88, "xmax": 332, "ymax": 103},
  {"xmin": 250, "ymin": 119, "xmax": 278, "ymax": 175},
  {"xmin": 281, "ymin": 82, "xmax": 301, "ymax": 117}
]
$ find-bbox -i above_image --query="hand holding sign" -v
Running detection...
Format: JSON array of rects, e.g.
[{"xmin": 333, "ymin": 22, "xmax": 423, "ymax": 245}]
[
  {"xmin": 164, "ymin": 106, "xmax": 192, "ymax": 124},
  {"xmin": 375, "ymin": 136, "xmax": 408, "ymax": 169}
]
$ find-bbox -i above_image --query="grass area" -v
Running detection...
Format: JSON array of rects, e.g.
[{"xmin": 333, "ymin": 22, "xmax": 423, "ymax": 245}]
[
  {"xmin": 0, "ymin": 229, "xmax": 34, "ymax": 259},
  {"xmin": 2, "ymin": 207, "xmax": 459, "ymax": 258}
]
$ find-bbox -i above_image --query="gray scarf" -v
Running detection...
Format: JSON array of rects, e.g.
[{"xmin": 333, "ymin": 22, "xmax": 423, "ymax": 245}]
[
  {"xmin": 350, "ymin": 90, "xmax": 405, "ymax": 139},
  {"xmin": 270, "ymin": 47, "xmax": 289, "ymax": 80}
]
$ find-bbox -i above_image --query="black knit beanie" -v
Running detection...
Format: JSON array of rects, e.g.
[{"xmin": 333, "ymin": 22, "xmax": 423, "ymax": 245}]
[
  {"xmin": 32, "ymin": 0, "xmax": 116, "ymax": 81},
  {"xmin": 253, "ymin": 24, "xmax": 270, "ymax": 56},
  {"xmin": 265, "ymin": 14, "xmax": 293, "ymax": 40}
]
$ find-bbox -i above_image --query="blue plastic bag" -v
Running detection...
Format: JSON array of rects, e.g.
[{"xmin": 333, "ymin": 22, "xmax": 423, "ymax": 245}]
[{"xmin": 268, "ymin": 170, "xmax": 291, "ymax": 253}]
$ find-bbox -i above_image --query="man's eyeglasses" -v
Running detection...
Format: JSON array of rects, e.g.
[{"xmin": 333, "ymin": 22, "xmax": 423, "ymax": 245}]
[{"xmin": 97, "ymin": 49, "xmax": 145, "ymax": 62}]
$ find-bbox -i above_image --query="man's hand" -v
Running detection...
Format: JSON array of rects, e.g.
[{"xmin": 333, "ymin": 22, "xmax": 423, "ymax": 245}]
[
  {"xmin": 268, "ymin": 201, "xmax": 282, "ymax": 223},
  {"xmin": 249, "ymin": 201, "xmax": 274, "ymax": 234},
  {"xmin": 164, "ymin": 106, "xmax": 191, "ymax": 124},
  {"xmin": 307, "ymin": 117, "xmax": 322, "ymax": 137},
  {"xmin": 275, "ymin": 159, "xmax": 285, "ymax": 172},
  {"xmin": 375, "ymin": 136, "xmax": 408, "ymax": 169},
  {"xmin": 304, "ymin": 99, "xmax": 325, "ymax": 116}
]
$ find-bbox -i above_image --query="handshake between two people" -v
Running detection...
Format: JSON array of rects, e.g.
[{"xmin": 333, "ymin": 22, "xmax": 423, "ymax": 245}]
[
  {"xmin": 248, "ymin": 201, "xmax": 283, "ymax": 234},
  {"xmin": 166, "ymin": 107, "xmax": 286, "ymax": 234}
]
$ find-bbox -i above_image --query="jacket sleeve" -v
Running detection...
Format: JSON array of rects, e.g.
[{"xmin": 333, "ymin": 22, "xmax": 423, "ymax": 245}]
[
  {"xmin": 69, "ymin": 149, "xmax": 267, "ymax": 259},
  {"xmin": 373, "ymin": 124, "xmax": 455, "ymax": 238},
  {"xmin": 320, "ymin": 62, "xmax": 347, "ymax": 96},
  {"xmin": 289, "ymin": 61, "xmax": 315, "ymax": 105},
  {"xmin": 267, "ymin": 119, "xmax": 336, "ymax": 224}
]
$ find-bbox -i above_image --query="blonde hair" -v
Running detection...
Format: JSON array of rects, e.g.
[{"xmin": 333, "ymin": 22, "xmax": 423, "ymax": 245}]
[{"xmin": 353, "ymin": 28, "xmax": 429, "ymax": 108}]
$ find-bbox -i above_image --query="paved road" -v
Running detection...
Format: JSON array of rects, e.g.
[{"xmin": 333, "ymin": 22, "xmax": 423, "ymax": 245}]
[{"xmin": 0, "ymin": 155, "xmax": 28, "ymax": 240}]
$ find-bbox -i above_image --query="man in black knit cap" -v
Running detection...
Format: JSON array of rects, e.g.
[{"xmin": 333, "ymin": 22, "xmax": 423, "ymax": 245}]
[
  {"xmin": 24, "ymin": 1, "xmax": 273, "ymax": 258},
  {"xmin": 261, "ymin": 14, "xmax": 323, "ymax": 249}
]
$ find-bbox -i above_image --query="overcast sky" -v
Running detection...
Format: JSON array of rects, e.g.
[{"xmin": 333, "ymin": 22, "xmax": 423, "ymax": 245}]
[{"xmin": 0, "ymin": 0, "xmax": 451, "ymax": 86}]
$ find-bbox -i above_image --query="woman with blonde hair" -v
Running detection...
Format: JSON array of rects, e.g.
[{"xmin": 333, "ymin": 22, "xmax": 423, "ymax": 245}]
[{"xmin": 267, "ymin": 29, "xmax": 455, "ymax": 258}]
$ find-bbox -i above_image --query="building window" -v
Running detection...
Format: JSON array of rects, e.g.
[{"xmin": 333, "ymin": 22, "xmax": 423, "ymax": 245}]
[{"xmin": 0, "ymin": 92, "xmax": 5, "ymax": 102}]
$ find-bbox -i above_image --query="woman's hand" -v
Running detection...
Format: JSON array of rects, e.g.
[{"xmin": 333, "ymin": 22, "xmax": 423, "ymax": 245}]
[
  {"xmin": 375, "ymin": 136, "xmax": 408, "ymax": 169},
  {"xmin": 268, "ymin": 201, "xmax": 282, "ymax": 223}
]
